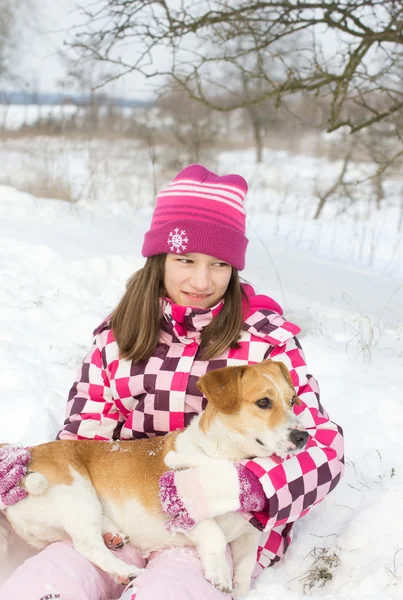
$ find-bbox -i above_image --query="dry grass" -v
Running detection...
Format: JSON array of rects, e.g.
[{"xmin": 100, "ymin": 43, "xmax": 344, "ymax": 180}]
[
  {"xmin": 2, "ymin": 122, "xmax": 402, "ymax": 169},
  {"xmin": 0, "ymin": 174, "xmax": 76, "ymax": 203},
  {"xmin": 0, "ymin": 135, "xmax": 157, "ymax": 207},
  {"xmin": 299, "ymin": 546, "xmax": 341, "ymax": 593}
]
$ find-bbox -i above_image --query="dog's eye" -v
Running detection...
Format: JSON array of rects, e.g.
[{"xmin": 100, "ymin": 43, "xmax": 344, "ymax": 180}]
[
  {"xmin": 256, "ymin": 397, "xmax": 272, "ymax": 409},
  {"xmin": 291, "ymin": 396, "xmax": 297, "ymax": 406}
]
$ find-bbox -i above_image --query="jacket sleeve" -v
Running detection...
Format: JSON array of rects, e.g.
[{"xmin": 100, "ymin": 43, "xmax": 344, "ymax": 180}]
[
  {"xmin": 242, "ymin": 336, "xmax": 344, "ymax": 532},
  {"xmin": 57, "ymin": 332, "xmax": 124, "ymax": 441}
]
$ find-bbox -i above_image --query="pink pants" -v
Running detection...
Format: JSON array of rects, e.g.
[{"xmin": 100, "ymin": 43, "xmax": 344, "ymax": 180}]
[{"xmin": 0, "ymin": 542, "xmax": 232, "ymax": 600}]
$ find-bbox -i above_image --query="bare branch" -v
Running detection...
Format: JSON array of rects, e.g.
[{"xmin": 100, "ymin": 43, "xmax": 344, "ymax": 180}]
[{"xmin": 68, "ymin": 0, "xmax": 403, "ymax": 133}]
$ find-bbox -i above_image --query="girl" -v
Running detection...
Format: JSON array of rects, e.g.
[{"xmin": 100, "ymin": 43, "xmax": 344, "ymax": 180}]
[{"xmin": 0, "ymin": 164, "xmax": 344, "ymax": 600}]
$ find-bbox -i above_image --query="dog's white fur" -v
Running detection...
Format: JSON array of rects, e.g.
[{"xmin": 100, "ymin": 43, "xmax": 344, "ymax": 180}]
[{"xmin": 3, "ymin": 360, "xmax": 307, "ymax": 599}]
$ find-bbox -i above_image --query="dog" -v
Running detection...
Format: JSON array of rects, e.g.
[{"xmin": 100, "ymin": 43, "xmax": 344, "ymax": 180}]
[{"xmin": 2, "ymin": 360, "xmax": 308, "ymax": 599}]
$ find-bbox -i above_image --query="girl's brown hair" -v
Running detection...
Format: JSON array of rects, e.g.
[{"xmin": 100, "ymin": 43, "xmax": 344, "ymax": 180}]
[{"xmin": 111, "ymin": 255, "xmax": 248, "ymax": 362}]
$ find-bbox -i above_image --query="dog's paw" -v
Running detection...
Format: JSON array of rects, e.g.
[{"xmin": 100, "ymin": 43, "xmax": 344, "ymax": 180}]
[
  {"xmin": 164, "ymin": 451, "xmax": 187, "ymax": 470},
  {"xmin": 203, "ymin": 557, "xmax": 233, "ymax": 594},
  {"xmin": 164, "ymin": 451, "xmax": 211, "ymax": 470},
  {"xmin": 205, "ymin": 570, "xmax": 233, "ymax": 594},
  {"xmin": 114, "ymin": 566, "xmax": 144, "ymax": 585},
  {"xmin": 232, "ymin": 582, "xmax": 250, "ymax": 599},
  {"xmin": 103, "ymin": 532, "xmax": 130, "ymax": 551}
]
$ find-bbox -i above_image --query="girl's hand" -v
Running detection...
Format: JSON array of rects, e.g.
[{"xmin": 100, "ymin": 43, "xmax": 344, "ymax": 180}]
[
  {"xmin": 159, "ymin": 462, "xmax": 267, "ymax": 532},
  {"xmin": 0, "ymin": 445, "xmax": 31, "ymax": 509}
]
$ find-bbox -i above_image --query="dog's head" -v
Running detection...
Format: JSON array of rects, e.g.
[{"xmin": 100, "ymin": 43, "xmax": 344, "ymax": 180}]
[{"xmin": 196, "ymin": 360, "xmax": 308, "ymax": 459}]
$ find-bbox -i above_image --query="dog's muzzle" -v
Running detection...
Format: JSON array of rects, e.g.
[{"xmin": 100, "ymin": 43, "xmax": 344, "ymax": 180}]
[{"xmin": 289, "ymin": 429, "xmax": 309, "ymax": 449}]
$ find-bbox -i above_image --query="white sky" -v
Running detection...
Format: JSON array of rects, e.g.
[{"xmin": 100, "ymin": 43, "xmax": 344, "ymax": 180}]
[
  {"xmin": 12, "ymin": 0, "xmax": 345, "ymax": 100},
  {"xmin": 12, "ymin": 0, "xmax": 160, "ymax": 98}
]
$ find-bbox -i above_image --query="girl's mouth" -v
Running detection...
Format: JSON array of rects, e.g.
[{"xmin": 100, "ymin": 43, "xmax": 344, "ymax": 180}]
[{"xmin": 183, "ymin": 292, "xmax": 212, "ymax": 300}]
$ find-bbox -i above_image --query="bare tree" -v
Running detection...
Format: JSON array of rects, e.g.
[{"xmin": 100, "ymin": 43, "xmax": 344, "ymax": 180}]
[
  {"xmin": 57, "ymin": 50, "xmax": 118, "ymax": 133},
  {"xmin": 155, "ymin": 83, "xmax": 222, "ymax": 167},
  {"xmin": 312, "ymin": 120, "xmax": 403, "ymax": 220},
  {"xmin": 235, "ymin": 50, "xmax": 280, "ymax": 163},
  {"xmin": 313, "ymin": 142, "xmax": 355, "ymax": 219},
  {"xmin": 0, "ymin": 0, "xmax": 19, "ymax": 81},
  {"xmin": 0, "ymin": 0, "xmax": 33, "ymax": 84},
  {"xmin": 71, "ymin": 1, "xmax": 403, "ymax": 136}
]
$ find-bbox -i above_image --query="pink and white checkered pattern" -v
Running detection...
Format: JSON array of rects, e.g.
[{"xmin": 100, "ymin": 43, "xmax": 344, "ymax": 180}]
[{"xmin": 58, "ymin": 287, "xmax": 344, "ymax": 569}]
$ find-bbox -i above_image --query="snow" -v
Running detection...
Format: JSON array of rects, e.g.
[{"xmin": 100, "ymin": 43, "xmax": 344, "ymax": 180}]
[{"xmin": 0, "ymin": 143, "xmax": 403, "ymax": 598}]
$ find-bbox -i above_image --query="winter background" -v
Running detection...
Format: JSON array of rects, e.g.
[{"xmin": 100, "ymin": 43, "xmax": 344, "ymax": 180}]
[{"xmin": 1, "ymin": 2, "xmax": 403, "ymax": 599}]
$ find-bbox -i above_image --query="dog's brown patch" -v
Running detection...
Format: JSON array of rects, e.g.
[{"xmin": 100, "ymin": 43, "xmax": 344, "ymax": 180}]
[
  {"xmin": 25, "ymin": 432, "xmax": 180, "ymax": 513},
  {"xmin": 85, "ymin": 433, "xmax": 179, "ymax": 512}
]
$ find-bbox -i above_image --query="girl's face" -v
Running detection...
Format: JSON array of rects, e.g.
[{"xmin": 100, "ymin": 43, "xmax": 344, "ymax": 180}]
[{"xmin": 164, "ymin": 253, "xmax": 232, "ymax": 308}]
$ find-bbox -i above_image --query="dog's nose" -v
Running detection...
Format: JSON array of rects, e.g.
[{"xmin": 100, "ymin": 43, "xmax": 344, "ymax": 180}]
[{"xmin": 289, "ymin": 429, "xmax": 309, "ymax": 448}]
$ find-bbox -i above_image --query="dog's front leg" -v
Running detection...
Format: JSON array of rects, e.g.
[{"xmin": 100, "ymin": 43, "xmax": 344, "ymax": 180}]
[
  {"xmin": 186, "ymin": 518, "xmax": 232, "ymax": 594},
  {"xmin": 229, "ymin": 526, "xmax": 261, "ymax": 599},
  {"xmin": 165, "ymin": 450, "xmax": 229, "ymax": 471}
]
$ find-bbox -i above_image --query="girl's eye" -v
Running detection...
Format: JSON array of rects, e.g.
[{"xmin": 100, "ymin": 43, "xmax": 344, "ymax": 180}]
[
  {"xmin": 178, "ymin": 258, "xmax": 192, "ymax": 264},
  {"xmin": 214, "ymin": 262, "xmax": 230, "ymax": 267}
]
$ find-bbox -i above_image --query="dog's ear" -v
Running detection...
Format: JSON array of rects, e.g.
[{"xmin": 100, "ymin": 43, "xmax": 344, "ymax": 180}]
[{"xmin": 196, "ymin": 366, "xmax": 246, "ymax": 414}]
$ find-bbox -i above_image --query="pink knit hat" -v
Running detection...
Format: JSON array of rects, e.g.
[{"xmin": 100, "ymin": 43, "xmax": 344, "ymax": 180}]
[{"xmin": 142, "ymin": 164, "xmax": 248, "ymax": 270}]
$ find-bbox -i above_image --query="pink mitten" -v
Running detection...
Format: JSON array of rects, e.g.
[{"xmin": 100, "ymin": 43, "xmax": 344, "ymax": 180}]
[
  {"xmin": 159, "ymin": 462, "xmax": 267, "ymax": 532},
  {"xmin": 0, "ymin": 445, "xmax": 31, "ymax": 509}
]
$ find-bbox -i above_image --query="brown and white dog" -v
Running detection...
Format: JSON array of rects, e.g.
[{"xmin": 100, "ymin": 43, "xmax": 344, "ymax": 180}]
[{"xmin": 2, "ymin": 360, "xmax": 308, "ymax": 599}]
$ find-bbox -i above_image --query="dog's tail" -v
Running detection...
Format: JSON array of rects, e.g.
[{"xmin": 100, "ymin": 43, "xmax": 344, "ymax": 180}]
[
  {"xmin": 0, "ymin": 444, "xmax": 48, "ymax": 495},
  {"xmin": 24, "ymin": 473, "xmax": 49, "ymax": 495}
]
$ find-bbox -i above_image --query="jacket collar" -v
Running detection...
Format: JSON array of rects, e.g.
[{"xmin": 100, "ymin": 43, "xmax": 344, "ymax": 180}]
[
  {"xmin": 162, "ymin": 297, "xmax": 224, "ymax": 342},
  {"xmin": 241, "ymin": 284, "xmax": 300, "ymax": 345},
  {"xmin": 94, "ymin": 285, "xmax": 299, "ymax": 348}
]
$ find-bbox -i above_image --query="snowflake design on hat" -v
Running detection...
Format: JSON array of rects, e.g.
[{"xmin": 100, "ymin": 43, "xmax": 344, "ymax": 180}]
[{"xmin": 168, "ymin": 228, "xmax": 189, "ymax": 253}]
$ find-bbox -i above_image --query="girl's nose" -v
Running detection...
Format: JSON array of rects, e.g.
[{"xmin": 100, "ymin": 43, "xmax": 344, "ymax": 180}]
[{"xmin": 189, "ymin": 266, "xmax": 211, "ymax": 290}]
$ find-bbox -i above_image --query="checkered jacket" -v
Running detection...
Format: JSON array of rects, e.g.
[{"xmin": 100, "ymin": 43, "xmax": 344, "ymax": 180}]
[{"xmin": 58, "ymin": 286, "xmax": 344, "ymax": 570}]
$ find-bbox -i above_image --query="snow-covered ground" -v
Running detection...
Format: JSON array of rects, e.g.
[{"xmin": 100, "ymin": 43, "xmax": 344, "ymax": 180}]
[{"xmin": 0, "ymin": 143, "xmax": 402, "ymax": 599}]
